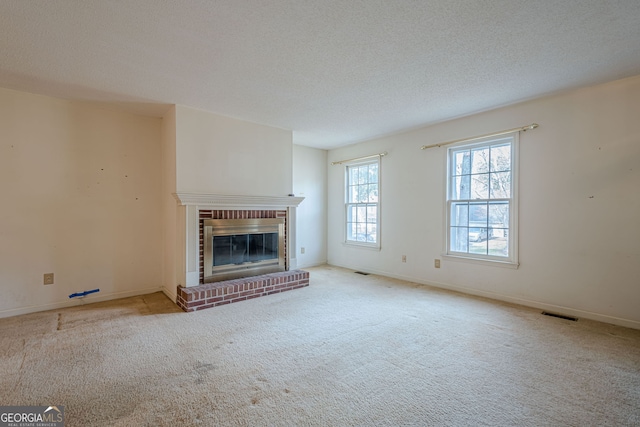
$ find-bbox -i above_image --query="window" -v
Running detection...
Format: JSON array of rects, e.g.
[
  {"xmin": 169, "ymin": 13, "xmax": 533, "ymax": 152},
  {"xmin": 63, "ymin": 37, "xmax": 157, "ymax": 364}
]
[
  {"xmin": 345, "ymin": 159, "xmax": 380, "ymax": 247},
  {"xmin": 446, "ymin": 134, "xmax": 518, "ymax": 265}
]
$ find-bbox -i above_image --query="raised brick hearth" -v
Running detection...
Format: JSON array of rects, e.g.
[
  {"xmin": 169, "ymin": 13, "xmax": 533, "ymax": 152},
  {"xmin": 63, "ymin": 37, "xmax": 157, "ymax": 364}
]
[{"xmin": 176, "ymin": 270, "xmax": 309, "ymax": 312}]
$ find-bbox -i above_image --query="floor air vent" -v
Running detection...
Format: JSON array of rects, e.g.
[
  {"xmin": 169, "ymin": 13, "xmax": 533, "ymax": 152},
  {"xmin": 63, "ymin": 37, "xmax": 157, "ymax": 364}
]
[
  {"xmin": 542, "ymin": 311, "xmax": 578, "ymax": 322},
  {"xmin": 354, "ymin": 271, "xmax": 370, "ymax": 275}
]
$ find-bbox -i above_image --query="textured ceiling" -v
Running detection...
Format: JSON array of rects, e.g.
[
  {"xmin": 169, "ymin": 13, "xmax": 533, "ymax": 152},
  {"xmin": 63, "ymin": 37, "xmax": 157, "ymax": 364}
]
[{"xmin": 1, "ymin": 1, "xmax": 640, "ymax": 149}]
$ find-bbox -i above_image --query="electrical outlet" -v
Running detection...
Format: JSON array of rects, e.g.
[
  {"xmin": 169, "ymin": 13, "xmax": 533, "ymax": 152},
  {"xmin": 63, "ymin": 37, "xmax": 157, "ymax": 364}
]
[
  {"xmin": 402, "ymin": 255, "xmax": 407, "ymax": 263},
  {"xmin": 44, "ymin": 273, "xmax": 54, "ymax": 285},
  {"xmin": 434, "ymin": 259, "xmax": 441, "ymax": 268},
  {"xmin": 301, "ymin": 247, "xmax": 305, "ymax": 254}
]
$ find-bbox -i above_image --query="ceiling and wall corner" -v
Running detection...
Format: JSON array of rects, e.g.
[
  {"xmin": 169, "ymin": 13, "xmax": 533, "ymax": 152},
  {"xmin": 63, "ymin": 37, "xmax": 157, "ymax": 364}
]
[{"xmin": 1, "ymin": 1, "xmax": 639, "ymax": 149}]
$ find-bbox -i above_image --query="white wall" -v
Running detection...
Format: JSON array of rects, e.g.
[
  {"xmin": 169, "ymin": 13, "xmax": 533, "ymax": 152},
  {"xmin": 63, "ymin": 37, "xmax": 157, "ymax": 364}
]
[
  {"xmin": 161, "ymin": 106, "xmax": 178, "ymax": 300},
  {"xmin": 175, "ymin": 105, "xmax": 293, "ymax": 196},
  {"xmin": 0, "ymin": 88, "xmax": 163, "ymax": 317},
  {"xmin": 170, "ymin": 105, "xmax": 296, "ymax": 287},
  {"xmin": 327, "ymin": 75, "xmax": 640, "ymax": 328},
  {"xmin": 293, "ymin": 145, "xmax": 328, "ymax": 268}
]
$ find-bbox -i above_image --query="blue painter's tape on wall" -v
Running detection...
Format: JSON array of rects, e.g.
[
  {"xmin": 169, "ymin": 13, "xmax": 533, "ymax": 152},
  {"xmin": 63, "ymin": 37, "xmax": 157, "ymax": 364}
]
[{"xmin": 68, "ymin": 289, "xmax": 100, "ymax": 299}]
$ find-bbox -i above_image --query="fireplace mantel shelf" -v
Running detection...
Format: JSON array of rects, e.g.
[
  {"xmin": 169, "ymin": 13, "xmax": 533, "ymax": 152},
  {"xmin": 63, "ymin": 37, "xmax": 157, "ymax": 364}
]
[{"xmin": 173, "ymin": 193, "xmax": 304, "ymax": 209}]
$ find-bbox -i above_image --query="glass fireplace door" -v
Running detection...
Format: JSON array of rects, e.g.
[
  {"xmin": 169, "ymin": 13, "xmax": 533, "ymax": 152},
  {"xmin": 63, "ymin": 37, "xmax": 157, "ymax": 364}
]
[{"xmin": 204, "ymin": 218, "xmax": 285, "ymax": 283}]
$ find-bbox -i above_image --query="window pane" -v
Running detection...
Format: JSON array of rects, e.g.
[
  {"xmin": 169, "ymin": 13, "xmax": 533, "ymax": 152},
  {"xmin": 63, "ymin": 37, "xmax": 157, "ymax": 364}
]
[
  {"xmin": 356, "ymin": 206, "xmax": 366, "ymax": 223},
  {"xmin": 366, "ymin": 223, "xmax": 376, "ymax": 242},
  {"xmin": 471, "ymin": 147, "xmax": 489, "ymax": 174},
  {"xmin": 469, "ymin": 202, "xmax": 488, "ymax": 227},
  {"xmin": 490, "ymin": 172, "xmax": 511, "ymax": 199},
  {"xmin": 350, "ymin": 167, "xmax": 359, "ymax": 186},
  {"xmin": 469, "ymin": 231, "xmax": 488, "ymax": 254},
  {"xmin": 347, "ymin": 223, "xmax": 357, "ymax": 241},
  {"xmin": 488, "ymin": 202, "xmax": 509, "ymax": 228},
  {"xmin": 348, "ymin": 185, "xmax": 357, "ymax": 203},
  {"xmin": 368, "ymin": 184, "xmax": 378, "ymax": 202},
  {"xmin": 347, "ymin": 205, "xmax": 357, "ymax": 222},
  {"xmin": 452, "ymin": 175, "xmax": 470, "ymax": 200},
  {"xmin": 367, "ymin": 205, "xmax": 377, "ymax": 223},
  {"xmin": 450, "ymin": 227, "xmax": 468, "ymax": 252},
  {"xmin": 490, "ymin": 144, "xmax": 511, "ymax": 172},
  {"xmin": 358, "ymin": 166, "xmax": 368, "ymax": 184},
  {"xmin": 468, "ymin": 227, "xmax": 488, "ymax": 243},
  {"xmin": 454, "ymin": 150, "xmax": 470, "ymax": 176},
  {"xmin": 356, "ymin": 222, "xmax": 368, "ymax": 241},
  {"xmin": 369, "ymin": 163, "xmax": 379, "ymax": 182},
  {"xmin": 451, "ymin": 202, "xmax": 469, "ymax": 227},
  {"xmin": 357, "ymin": 184, "xmax": 368, "ymax": 203},
  {"xmin": 471, "ymin": 173, "xmax": 489, "ymax": 199},
  {"xmin": 489, "ymin": 234, "xmax": 508, "ymax": 257}
]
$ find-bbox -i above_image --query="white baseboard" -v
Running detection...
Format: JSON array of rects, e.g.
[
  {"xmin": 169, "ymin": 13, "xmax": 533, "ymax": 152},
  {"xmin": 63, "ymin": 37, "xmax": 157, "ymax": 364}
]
[
  {"xmin": 296, "ymin": 260, "xmax": 328, "ymax": 270},
  {"xmin": 0, "ymin": 287, "xmax": 163, "ymax": 319},
  {"xmin": 162, "ymin": 285, "xmax": 177, "ymax": 303},
  {"xmin": 328, "ymin": 262, "xmax": 640, "ymax": 330}
]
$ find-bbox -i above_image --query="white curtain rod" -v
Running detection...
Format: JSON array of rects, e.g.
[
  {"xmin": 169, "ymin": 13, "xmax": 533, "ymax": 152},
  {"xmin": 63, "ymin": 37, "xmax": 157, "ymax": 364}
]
[
  {"xmin": 331, "ymin": 151, "xmax": 388, "ymax": 166},
  {"xmin": 420, "ymin": 123, "xmax": 539, "ymax": 150}
]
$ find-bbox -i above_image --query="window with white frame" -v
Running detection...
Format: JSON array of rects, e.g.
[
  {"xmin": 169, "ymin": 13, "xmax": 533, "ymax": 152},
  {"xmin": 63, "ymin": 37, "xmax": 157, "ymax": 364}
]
[
  {"xmin": 345, "ymin": 159, "xmax": 380, "ymax": 247},
  {"xmin": 446, "ymin": 133, "xmax": 518, "ymax": 265}
]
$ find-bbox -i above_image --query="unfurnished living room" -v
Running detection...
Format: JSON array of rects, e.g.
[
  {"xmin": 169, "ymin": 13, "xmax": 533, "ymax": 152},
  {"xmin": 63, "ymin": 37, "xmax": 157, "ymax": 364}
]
[{"xmin": 1, "ymin": 1, "xmax": 639, "ymax": 426}]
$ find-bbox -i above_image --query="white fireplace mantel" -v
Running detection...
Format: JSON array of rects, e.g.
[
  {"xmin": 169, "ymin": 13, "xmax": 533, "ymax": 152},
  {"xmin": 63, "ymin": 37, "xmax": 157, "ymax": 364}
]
[
  {"xmin": 172, "ymin": 193, "xmax": 305, "ymax": 288},
  {"xmin": 174, "ymin": 193, "xmax": 305, "ymax": 209}
]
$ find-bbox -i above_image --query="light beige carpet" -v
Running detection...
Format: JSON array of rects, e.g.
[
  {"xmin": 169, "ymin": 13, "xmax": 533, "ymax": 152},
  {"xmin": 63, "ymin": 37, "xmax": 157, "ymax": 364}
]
[{"xmin": 1, "ymin": 265, "xmax": 639, "ymax": 426}]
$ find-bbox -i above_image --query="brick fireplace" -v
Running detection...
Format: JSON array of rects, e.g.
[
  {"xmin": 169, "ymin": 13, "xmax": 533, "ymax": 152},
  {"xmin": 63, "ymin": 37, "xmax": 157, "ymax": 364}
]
[
  {"xmin": 199, "ymin": 209, "xmax": 287, "ymax": 283},
  {"xmin": 172, "ymin": 193, "xmax": 306, "ymax": 312}
]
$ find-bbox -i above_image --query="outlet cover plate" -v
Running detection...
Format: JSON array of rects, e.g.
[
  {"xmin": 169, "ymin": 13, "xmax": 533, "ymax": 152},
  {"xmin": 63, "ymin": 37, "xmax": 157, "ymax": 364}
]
[{"xmin": 44, "ymin": 273, "xmax": 54, "ymax": 285}]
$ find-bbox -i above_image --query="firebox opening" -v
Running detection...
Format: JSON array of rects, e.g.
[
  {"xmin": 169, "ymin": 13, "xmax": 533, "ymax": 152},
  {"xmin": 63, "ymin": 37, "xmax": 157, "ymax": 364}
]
[{"xmin": 212, "ymin": 233, "xmax": 279, "ymax": 266}]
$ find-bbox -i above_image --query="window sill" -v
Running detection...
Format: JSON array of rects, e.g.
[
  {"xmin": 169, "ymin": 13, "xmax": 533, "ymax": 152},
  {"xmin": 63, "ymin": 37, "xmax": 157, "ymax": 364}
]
[
  {"xmin": 344, "ymin": 241, "xmax": 381, "ymax": 251},
  {"xmin": 442, "ymin": 254, "xmax": 519, "ymax": 269}
]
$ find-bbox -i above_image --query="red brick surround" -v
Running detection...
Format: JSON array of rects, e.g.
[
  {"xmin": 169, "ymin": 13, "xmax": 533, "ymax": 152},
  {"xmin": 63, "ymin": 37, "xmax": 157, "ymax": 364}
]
[
  {"xmin": 176, "ymin": 270, "xmax": 309, "ymax": 312},
  {"xmin": 199, "ymin": 209, "xmax": 287, "ymax": 284}
]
